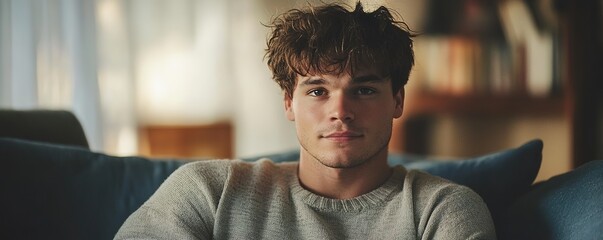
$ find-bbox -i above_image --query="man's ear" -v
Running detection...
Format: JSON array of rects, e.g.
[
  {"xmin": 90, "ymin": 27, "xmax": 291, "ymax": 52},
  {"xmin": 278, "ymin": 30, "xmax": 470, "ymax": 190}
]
[
  {"xmin": 393, "ymin": 88, "xmax": 404, "ymax": 119},
  {"xmin": 285, "ymin": 96, "xmax": 295, "ymax": 121}
]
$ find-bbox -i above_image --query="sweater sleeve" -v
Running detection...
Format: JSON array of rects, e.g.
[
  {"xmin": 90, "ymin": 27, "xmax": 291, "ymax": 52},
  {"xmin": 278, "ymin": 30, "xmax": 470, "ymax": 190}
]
[
  {"xmin": 114, "ymin": 160, "xmax": 231, "ymax": 240},
  {"xmin": 420, "ymin": 186, "xmax": 497, "ymax": 240}
]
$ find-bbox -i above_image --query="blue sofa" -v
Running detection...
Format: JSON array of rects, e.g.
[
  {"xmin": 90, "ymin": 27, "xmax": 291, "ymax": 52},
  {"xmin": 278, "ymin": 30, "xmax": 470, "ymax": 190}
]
[{"xmin": 1, "ymin": 110, "xmax": 601, "ymax": 239}]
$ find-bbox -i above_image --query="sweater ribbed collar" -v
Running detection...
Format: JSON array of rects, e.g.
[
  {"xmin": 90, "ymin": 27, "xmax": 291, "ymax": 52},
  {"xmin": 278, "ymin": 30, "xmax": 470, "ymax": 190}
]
[{"xmin": 289, "ymin": 165, "xmax": 406, "ymax": 212}]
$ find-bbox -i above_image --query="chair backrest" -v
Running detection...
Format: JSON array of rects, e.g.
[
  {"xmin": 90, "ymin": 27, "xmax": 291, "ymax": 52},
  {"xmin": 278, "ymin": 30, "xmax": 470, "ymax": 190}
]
[{"xmin": 0, "ymin": 109, "xmax": 89, "ymax": 148}]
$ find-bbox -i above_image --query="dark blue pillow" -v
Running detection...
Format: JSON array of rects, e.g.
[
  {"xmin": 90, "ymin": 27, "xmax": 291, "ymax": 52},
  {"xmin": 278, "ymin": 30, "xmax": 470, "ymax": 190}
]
[
  {"xmin": 0, "ymin": 138, "xmax": 185, "ymax": 240},
  {"xmin": 500, "ymin": 160, "xmax": 603, "ymax": 240}
]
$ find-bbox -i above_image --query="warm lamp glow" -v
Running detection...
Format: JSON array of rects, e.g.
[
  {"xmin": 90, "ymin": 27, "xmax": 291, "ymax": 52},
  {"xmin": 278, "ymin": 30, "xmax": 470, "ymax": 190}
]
[{"xmin": 134, "ymin": 1, "xmax": 231, "ymax": 126}]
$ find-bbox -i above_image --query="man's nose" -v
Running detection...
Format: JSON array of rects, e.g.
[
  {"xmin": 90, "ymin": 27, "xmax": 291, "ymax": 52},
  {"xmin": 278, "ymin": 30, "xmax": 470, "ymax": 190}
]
[{"xmin": 329, "ymin": 93, "xmax": 354, "ymax": 122}]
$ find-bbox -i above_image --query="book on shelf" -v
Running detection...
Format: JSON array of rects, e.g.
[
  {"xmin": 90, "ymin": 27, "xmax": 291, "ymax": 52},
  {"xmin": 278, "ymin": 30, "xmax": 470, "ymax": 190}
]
[{"xmin": 415, "ymin": 0, "xmax": 561, "ymax": 98}]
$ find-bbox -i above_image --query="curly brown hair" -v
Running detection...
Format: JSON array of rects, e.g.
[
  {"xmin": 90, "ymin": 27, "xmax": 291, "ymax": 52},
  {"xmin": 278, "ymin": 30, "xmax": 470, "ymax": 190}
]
[{"xmin": 265, "ymin": 2, "xmax": 415, "ymax": 99}]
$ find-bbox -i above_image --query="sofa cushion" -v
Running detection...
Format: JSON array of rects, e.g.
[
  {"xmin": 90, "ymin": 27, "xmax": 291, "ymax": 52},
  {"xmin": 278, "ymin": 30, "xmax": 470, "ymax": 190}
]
[
  {"xmin": 0, "ymin": 138, "xmax": 185, "ymax": 240},
  {"xmin": 500, "ymin": 160, "xmax": 603, "ymax": 240}
]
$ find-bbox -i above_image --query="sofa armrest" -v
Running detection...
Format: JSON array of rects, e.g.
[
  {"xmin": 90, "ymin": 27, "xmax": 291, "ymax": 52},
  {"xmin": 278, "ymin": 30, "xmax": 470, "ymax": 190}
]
[{"xmin": 500, "ymin": 160, "xmax": 603, "ymax": 240}]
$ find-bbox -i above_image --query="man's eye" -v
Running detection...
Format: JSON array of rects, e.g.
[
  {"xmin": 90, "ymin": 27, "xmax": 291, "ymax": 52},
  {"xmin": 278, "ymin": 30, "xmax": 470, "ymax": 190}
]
[
  {"xmin": 356, "ymin": 88, "xmax": 376, "ymax": 95},
  {"xmin": 308, "ymin": 89, "xmax": 326, "ymax": 97}
]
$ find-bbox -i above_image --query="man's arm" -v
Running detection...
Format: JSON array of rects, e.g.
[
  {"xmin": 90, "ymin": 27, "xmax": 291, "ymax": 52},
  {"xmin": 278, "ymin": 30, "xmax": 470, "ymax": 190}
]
[
  {"xmin": 421, "ymin": 186, "xmax": 497, "ymax": 240},
  {"xmin": 115, "ymin": 161, "xmax": 229, "ymax": 239}
]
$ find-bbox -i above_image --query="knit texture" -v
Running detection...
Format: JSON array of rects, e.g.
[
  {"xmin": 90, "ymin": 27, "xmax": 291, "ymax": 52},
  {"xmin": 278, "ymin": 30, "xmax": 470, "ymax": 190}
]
[{"xmin": 115, "ymin": 159, "xmax": 496, "ymax": 239}]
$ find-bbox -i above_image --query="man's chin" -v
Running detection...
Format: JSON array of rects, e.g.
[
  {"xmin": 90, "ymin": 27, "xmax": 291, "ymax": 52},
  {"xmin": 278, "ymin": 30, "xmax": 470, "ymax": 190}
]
[
  {"xmin": 301, "ymin": 144, "xmax": 380, "ymax": 169},
  {"xmin": 315, "ymin": 155, "xmax": 369, "ymax": 169}
]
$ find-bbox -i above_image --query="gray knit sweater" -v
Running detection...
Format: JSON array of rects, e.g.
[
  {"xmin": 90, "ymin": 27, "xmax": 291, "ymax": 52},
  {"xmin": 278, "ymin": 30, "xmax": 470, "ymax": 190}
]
[{"xmin": 115, "ymin": 159, "xmax": 496, "ymax": 239}]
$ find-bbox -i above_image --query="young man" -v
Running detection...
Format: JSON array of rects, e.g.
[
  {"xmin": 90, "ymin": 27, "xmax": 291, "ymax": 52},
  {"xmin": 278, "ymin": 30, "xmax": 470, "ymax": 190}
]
[{"xmin": 116, "ymin": 2, "xmax": 496, "ymax": 239}]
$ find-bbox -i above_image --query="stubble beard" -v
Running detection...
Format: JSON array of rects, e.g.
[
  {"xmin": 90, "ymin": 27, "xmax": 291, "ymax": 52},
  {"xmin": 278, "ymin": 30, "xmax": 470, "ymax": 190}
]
[{"xmin": 299, "ymin": 133, "xmax": 391, "ymax": 169}]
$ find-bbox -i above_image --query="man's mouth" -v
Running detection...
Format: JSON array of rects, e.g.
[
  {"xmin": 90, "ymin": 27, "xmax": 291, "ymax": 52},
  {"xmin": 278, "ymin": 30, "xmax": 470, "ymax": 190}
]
[{"xmin": 322, "ymin": 131, "xmax": 363, "ymax": 141}]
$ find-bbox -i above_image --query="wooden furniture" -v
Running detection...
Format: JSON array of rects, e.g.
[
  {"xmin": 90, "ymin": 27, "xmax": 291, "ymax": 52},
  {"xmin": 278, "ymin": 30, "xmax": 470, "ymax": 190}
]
[{"xmin": 139, "ymin": 123, "xmax": 233, "ymax": 159}]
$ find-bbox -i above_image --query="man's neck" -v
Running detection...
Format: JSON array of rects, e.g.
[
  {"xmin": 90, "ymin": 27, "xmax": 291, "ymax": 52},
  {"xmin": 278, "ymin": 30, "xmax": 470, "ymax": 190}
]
[{"xmin": 297, "ymin": 151, "xmax": 392, "ymax": 200}]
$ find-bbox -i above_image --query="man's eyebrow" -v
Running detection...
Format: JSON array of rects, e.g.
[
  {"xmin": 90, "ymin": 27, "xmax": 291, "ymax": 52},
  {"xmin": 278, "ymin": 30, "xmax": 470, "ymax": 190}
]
[
  {"xmin": 352, "ymin": 74, "xmax": 386, "ymax": 83},
  {"xmin": 298, "ymin": 74, "xmax": 385, "ymax": 86},
  {"xmin": 299, "ymin": 78, "xmax": 326, "ymax": 86}
]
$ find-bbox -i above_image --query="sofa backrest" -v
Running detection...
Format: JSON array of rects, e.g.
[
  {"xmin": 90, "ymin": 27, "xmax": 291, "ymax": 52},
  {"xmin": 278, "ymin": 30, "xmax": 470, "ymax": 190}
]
[
  {"xmin": 0, "ymin": 109, "xmax": 89, "ymax": 149},
  {"xmin": 0, "ymin": 138, "xmax": 184, "ymax": 240}
]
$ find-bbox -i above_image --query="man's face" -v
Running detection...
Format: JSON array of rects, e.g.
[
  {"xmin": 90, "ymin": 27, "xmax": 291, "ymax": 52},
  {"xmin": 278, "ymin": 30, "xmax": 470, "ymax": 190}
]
[{"xmin": 285, "ymin": 69, "xmax": 404, "ymax": 169}]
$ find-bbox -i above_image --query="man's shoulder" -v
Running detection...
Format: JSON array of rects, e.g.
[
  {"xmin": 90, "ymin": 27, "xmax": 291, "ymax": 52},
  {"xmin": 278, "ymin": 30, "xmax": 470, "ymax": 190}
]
[
  {"xmin": 405, "ymin": 168, "xmax": 463, "ymax": 188},
  {"xmin": 177, "ymin": 158, "xmax": 297, "ymax": 182},
  {"xmin": 229, "ymin": 158, "xmax": 298, "ymax": 183},
  {"xmin": 401, "ymin": 169, "xmax": 495, "ymax": 239},
  {"xmin": 182, "ymin": 158, "xmax": 297, "ymax": 170},
  {"xmin": 403, "ymin": 168, "xmax": 482, "ymax": 204},
  {"xmin": 176, "ymin": 159, "xmax": 234, "ymax": 180}
]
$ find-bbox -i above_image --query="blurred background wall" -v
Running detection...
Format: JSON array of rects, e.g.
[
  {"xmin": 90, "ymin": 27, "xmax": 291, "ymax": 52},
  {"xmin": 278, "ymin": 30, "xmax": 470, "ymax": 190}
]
[{"xmin": 1, "ymin": 0, "xmax": 601, "ymax": 181}]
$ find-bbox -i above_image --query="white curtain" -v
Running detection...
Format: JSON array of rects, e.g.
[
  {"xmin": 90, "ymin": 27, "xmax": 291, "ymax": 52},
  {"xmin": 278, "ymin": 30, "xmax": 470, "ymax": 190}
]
[
  {"xmin": 0, "ymin": 0, "xmax": 308, "ymax": 157},
  {"xmin": 0, "ymin": 0, "xmax": 108, "ymax": 153}
]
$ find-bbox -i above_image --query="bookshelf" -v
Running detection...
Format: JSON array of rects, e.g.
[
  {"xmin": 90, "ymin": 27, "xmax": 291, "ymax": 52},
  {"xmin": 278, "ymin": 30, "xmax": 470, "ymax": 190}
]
[
  {"xmin": 390, "ymin": 0, "xmax": 602, "ymax": 168},
  {"xmin": 404, "ymin": 94, "xmax": 564, "ymax": 117}
]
